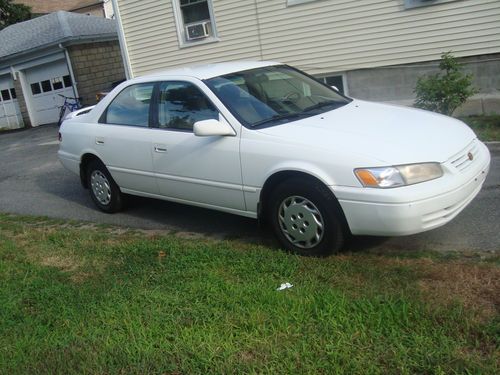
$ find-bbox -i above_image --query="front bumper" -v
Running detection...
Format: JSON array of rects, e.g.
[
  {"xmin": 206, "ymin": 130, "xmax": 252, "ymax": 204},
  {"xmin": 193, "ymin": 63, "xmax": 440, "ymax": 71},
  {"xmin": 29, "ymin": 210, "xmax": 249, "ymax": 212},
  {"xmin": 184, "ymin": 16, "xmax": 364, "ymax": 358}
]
[{"xmin": 333, "ymin": 140, "xmax": 491, "ymax": 236}]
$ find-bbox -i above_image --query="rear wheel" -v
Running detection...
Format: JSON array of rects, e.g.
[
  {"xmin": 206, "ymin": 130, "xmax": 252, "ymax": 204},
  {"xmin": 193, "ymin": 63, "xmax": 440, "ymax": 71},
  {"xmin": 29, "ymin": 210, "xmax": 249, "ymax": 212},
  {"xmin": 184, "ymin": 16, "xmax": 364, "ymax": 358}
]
[
  {"xmin": 268, "ymin": 178, "xmax": 346, "ymax": 256},
  {"xmin": 86, "ymin": 160, "xmax": 123, "ymax": 213}
]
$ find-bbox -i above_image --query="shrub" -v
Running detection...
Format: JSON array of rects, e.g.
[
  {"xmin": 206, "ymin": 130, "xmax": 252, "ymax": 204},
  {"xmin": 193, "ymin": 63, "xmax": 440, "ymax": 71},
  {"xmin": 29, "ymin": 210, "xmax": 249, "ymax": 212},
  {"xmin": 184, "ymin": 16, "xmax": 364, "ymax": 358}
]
[{"xmin": 414, "ymin": 52, "xmax": 477, "ymax": 116}]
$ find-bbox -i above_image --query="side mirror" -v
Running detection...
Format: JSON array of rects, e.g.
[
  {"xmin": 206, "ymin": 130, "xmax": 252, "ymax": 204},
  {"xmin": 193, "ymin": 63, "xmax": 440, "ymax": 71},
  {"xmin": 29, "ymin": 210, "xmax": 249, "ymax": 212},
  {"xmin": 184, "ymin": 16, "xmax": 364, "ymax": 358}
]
[
  {"xmin": 193, "ymin": 119, "xmax": 236, "ymax": 137},
  {"xmin": 330, "ymin": 85, "xmax": 339, "ymax": 91}
]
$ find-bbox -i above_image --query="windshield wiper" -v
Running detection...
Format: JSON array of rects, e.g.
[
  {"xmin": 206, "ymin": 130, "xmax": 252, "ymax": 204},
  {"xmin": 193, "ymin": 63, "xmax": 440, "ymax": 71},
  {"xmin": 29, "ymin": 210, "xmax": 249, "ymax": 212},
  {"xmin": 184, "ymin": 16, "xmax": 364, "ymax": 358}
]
[
  {"xmin": 303, "ymin": 100, "xmax": 343, "ymax": 113},
  {"xmin": 251, "ymin": 112, "xmax": 308, "ymax": 127}
]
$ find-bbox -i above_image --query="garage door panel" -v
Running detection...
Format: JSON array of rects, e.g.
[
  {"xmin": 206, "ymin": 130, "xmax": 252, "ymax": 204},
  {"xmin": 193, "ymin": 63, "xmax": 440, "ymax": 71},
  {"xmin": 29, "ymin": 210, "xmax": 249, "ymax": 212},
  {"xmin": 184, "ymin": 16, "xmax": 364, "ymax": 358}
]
[
  {"xmin": 26, "ymin": 60, "xmax": 75, "ymax": 126},
  {"xmin": 0, "ymin": 75, "xmax": 23, "ymax": 129}
]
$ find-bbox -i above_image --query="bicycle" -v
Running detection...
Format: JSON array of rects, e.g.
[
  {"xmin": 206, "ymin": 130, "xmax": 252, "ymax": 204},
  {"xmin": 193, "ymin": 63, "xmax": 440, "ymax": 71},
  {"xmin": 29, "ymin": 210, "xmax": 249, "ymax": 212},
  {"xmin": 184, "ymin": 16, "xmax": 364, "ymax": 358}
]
[{"xmin": 57, "ymin": 94, "xmax": 83, "ymax": 126}]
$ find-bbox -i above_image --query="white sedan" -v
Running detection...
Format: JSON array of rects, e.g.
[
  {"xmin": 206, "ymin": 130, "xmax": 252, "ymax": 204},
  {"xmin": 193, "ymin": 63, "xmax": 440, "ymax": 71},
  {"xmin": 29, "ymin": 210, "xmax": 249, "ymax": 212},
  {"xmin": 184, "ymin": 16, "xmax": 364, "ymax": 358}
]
[{"xmin": 58, "ymin": 61, "xmax": 490, "ymax": 256}]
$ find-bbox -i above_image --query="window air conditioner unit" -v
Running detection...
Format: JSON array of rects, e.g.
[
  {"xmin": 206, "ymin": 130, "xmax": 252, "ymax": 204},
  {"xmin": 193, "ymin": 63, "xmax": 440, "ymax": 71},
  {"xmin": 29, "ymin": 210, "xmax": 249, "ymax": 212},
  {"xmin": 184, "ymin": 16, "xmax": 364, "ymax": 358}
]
[{"xmin": 185, "ymin": 21, "xmax": 211, "ymax": 41}]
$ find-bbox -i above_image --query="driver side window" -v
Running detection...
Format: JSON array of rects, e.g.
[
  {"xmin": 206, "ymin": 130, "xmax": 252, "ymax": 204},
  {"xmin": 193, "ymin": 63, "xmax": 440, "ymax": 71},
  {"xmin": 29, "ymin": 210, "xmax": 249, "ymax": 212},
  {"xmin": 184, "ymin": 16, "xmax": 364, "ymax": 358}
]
[{"xmin": 157, "ymin": 81, "xmax": 218, "ymax": 131}]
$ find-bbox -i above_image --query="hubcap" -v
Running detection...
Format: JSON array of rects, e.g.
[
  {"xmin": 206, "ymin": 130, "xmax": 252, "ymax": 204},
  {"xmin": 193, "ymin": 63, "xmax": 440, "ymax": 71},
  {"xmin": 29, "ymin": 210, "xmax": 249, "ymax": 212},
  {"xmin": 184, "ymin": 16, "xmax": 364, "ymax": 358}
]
[
  {"xmin": 278, "ymin": 195, "xmax": 324, "ymax": 249},
  {"xmin": 90, "ymin": 170, "xmax": 111, "ymax": 205}
]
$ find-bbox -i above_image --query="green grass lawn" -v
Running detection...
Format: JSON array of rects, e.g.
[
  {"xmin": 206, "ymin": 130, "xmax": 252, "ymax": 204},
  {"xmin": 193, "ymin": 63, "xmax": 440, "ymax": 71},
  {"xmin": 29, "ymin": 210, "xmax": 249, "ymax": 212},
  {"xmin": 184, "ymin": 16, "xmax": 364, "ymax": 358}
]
[
  {"xmin": 0, "ymin": 214, "xmax": 498, "ymax": 374},
  {"xmin": 459, "ymin": 114, "xmax": 500, "ymax": 142}
]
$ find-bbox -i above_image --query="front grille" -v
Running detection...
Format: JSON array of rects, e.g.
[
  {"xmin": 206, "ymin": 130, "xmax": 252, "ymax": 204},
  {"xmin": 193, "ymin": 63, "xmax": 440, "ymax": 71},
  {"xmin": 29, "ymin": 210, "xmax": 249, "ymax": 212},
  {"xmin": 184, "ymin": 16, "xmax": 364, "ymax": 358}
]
[{"xmin": 450, "ymin": 140, "xmax": 478, "ymax": 172}]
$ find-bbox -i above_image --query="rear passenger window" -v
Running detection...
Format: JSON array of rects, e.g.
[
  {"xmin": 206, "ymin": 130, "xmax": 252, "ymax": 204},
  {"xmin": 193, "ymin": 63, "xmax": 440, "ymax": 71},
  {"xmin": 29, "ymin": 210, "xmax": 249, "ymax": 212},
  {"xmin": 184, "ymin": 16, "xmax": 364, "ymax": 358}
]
[{"xmin": 105, "ymin": 83, "xmax": 154, "ymax": 127}]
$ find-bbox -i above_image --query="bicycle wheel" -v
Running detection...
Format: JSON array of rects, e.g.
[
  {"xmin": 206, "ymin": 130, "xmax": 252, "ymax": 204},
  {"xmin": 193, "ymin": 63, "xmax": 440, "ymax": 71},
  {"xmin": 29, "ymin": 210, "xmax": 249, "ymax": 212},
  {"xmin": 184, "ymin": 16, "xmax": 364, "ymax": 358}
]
[{"xmin": 57, "ymin": 105, "xmax": 67, "ymax": 126}]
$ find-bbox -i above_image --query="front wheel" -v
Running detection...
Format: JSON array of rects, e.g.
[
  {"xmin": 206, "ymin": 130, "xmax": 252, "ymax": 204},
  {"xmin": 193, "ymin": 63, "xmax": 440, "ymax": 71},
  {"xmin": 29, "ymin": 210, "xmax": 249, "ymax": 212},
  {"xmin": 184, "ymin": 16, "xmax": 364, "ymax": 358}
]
[
  {"xmin": 268, "ymin": 178, "xmax": 346, "ymax": 256},
  {"xmin": 86, "ymin": 160, "xmax": 123, "ymax": 213},
  {"xmin": 57, "ymin": 106, "xmax": 67, "ymax": 126}
]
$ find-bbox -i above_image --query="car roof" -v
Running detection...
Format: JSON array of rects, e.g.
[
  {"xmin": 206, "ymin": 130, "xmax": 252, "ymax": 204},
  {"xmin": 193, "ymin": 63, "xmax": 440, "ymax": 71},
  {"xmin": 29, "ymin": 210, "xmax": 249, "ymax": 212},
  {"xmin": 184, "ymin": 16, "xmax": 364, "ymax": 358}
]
[{"xmin": 134, "ymin": 60, "xmax": 282, "ymax": 82}]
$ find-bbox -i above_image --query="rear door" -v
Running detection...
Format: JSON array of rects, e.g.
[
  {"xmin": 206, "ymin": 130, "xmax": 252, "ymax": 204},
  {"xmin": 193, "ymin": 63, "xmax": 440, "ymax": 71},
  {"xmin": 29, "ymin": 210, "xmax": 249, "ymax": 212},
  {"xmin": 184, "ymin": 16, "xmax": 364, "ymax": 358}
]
[{"xmin": 95, "ymin": 82, "xmax": 158, "ymax": 195}]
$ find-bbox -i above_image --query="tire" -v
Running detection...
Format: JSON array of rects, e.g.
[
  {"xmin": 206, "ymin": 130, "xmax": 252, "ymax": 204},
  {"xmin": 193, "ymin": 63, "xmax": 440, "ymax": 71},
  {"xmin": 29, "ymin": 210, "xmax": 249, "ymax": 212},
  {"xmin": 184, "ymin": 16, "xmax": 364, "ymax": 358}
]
[
  {"xmin": 86, "ymin": 160, "xmax": 123, "ymax": 213},
  {"xmin": 268, "ymin": 177, "xmax": 346, "ymax": 256}
]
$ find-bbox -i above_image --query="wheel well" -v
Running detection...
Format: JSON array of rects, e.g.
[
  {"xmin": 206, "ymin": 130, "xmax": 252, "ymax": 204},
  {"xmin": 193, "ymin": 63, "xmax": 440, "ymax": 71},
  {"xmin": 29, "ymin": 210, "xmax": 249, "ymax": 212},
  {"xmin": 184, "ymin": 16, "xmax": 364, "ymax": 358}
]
[
  {"xmin": 258, "ymin": 171, "xmax": 350, "ymax": 233},
  {"xmin": 79, "ymin": 153, "xmax": 102, "ymax": 188}
]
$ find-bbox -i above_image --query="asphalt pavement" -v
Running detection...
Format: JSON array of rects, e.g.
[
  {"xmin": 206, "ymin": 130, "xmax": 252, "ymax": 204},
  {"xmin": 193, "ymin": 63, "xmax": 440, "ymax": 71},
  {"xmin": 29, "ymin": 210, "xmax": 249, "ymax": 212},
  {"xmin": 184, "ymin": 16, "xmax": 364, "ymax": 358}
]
[{"xmin": 1, "ymin": 124, "xmax": 499, "ymax": 253}]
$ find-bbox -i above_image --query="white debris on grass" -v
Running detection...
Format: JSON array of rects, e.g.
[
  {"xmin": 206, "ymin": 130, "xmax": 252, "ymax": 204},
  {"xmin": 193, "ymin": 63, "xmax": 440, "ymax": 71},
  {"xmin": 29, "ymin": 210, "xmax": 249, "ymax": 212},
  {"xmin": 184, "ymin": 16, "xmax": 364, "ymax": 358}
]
[{"xmin": 276, "ymin": 282, "xmax": 293, "ymax": 291}]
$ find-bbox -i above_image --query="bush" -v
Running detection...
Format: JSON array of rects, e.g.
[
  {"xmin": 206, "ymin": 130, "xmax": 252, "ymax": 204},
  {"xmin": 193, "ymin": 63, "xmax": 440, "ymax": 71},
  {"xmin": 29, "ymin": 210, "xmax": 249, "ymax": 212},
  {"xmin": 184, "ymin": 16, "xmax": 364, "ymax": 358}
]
[{"xmin": 414, "ymin": 52, "xmax": 477, "ymax": 116}]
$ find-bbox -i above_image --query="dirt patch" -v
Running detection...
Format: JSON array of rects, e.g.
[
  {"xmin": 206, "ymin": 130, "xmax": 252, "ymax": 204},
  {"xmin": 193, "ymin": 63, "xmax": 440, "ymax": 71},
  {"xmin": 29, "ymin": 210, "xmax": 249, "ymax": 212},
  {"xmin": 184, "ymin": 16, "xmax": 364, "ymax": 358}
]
[
  {"xmin": 417, "ymin": 261, "xmax": 500, "ymax": 321},
  {"xmin": 359, "ymin": 256, "xmax": 499, "ymax": 321},
  {"xmin": 39, "ymin": 255, "xmax": 82, "ymax": 272}
]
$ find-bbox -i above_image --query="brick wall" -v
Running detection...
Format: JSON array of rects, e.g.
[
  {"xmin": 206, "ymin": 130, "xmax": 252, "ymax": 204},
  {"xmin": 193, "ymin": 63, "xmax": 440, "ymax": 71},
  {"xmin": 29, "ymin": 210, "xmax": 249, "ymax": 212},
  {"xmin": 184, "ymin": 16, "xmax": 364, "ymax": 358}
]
[
  {"xmin": 68, "ymin": 41, "xmax": 126, "ymax": 107},
  {"xmin": 13, "ymin": 74, "xmax": 30, "ymax": 128},
  {"xmin": 13, "ymin": 0, "xmax": 104, "ymax": 15}
]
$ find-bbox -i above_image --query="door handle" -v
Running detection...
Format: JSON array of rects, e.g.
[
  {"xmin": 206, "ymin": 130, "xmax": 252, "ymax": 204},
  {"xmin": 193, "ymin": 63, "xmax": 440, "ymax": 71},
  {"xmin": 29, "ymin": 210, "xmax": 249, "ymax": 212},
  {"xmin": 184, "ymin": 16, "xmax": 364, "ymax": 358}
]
[
  {"xmin": 154, "ymin": 146, "xmax": 167, "ymax": 153},
  {"xmin": 95, "ymin": 137, "xmax": 105, "ymax": 145}
]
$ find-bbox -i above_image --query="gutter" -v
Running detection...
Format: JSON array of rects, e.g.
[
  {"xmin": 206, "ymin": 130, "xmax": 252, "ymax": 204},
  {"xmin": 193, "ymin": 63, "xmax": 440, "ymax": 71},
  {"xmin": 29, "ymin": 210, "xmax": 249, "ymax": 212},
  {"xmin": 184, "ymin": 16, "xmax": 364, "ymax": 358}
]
[
  {"xmin": 111, "ymin": 0, "xmax": 133, "ymax": 79},
  {"xmin": 59, "ymin": 44, "xmax": 79, "ymax": 99}
]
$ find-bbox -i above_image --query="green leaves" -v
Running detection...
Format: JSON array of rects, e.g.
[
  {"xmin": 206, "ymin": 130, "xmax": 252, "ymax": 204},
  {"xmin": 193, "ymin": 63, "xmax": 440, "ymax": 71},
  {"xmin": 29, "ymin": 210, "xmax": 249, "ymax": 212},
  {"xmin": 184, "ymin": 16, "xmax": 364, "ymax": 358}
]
[
  {"xmin": 0, "ymin": 0, "xmax": 31, "ymax": 31},
  {"xmin": 414, "ymin": 52, "xmax": 477, "ymax": 116}
]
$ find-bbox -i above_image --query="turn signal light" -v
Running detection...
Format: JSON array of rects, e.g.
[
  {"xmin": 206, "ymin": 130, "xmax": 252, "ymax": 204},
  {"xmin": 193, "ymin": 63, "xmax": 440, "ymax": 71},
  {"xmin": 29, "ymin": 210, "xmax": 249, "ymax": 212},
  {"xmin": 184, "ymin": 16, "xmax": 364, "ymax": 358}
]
[{"xmin": 354, "ymin": 169, "xmax": 378, "ymax": 187}]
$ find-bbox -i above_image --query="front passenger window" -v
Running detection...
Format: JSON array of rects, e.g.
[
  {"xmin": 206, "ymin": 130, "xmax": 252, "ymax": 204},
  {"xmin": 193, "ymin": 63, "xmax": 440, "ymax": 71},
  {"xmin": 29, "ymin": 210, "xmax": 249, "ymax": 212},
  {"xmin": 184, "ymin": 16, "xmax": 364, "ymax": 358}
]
[
  {"xmin": 158, "ymin": 81, "xmax": 218, "ymax": 131},
  {"xmin": 105, "ymin": 83, "xmax": 154, "ymax": 127}
]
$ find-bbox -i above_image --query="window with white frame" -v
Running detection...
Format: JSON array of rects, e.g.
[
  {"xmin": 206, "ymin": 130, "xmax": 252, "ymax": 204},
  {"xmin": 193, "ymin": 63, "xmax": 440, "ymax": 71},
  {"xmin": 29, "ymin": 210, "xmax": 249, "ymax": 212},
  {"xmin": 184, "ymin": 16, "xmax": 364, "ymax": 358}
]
[
  {"xmin": 318, "ymin": 74, "xmax": 347, "ymax": 95},
  {"xmin": 404, "ymin": 0, "xmax": 458, "ymax": 9},
  {"xmin": 173, "ymin": 0, "xmax": 218, "ymax": 46}
]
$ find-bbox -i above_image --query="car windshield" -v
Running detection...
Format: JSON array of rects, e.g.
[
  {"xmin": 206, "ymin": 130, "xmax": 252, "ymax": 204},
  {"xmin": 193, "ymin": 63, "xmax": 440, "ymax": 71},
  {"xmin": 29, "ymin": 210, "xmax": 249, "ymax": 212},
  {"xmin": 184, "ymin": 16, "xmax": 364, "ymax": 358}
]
[{"xmin": 205, "ymin": 65, "xmax": 351, "ymax": 128}]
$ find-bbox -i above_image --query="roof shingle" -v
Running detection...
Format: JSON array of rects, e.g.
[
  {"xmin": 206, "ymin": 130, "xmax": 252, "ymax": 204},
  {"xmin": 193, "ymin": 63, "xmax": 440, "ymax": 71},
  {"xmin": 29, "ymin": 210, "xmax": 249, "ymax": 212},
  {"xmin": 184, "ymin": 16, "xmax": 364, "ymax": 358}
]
[{"xmin": 0, "ymin": 11, "xmax": 117, "ymax": 60}]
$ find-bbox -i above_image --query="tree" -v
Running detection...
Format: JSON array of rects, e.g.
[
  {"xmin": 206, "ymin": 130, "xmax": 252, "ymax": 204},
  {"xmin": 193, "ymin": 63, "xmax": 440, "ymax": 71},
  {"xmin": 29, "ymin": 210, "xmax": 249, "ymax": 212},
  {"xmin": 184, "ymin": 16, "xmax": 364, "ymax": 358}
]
[
  {"xmin": 0, "ymin": 0, "xmax": 32, "ymax": 31},
  {"xmin": 414, "ymin": 52, "xmax": 477, "ymax": 116}
]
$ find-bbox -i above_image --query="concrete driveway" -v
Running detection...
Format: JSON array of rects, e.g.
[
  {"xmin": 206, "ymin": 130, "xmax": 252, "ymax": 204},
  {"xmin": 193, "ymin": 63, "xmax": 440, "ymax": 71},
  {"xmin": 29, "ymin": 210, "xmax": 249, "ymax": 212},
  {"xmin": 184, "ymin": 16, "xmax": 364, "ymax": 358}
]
[{"xmin": 1, "ymin": 124, "xmax": 499, "ymax": 253}]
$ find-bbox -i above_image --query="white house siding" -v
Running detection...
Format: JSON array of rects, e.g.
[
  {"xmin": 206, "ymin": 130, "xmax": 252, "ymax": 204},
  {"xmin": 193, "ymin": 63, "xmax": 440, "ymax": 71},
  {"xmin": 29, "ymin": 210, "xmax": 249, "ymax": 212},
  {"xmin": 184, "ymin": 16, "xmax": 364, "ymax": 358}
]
[
  {"xmin": 255, "ymin": 0, "xmax": 500, "ymax": 75},
  {"xmin": 116, "ymin": 0, "xmax": 500, "ymax": 77},
  {"xmin": 117, "ymin": 0, "xmax": 263, "ymax": 77}
]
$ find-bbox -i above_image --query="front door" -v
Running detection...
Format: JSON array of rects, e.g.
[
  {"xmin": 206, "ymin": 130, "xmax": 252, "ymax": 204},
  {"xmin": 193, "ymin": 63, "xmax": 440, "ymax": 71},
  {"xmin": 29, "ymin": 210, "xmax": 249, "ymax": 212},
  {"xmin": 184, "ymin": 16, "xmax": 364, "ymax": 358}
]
[{"xmin": 151, "ymin": 80, "xmax": 245, "ymax": 211}]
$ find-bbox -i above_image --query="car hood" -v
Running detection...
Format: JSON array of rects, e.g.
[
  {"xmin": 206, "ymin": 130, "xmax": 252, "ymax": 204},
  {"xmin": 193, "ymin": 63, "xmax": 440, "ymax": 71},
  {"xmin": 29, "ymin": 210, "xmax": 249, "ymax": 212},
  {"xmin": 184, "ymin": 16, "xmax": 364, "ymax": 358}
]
[{"xmin": 255, "ymin": 100, "xmax": 476, "ymax": 165}]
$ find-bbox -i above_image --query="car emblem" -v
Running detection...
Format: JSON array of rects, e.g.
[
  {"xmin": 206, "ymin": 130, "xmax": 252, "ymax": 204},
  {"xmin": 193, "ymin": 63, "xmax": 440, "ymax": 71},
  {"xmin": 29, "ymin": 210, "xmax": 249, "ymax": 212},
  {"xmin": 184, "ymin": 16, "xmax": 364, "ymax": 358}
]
[{"xmin": 467, "ymin": 152, "xmax": 473, "ymax": 161}]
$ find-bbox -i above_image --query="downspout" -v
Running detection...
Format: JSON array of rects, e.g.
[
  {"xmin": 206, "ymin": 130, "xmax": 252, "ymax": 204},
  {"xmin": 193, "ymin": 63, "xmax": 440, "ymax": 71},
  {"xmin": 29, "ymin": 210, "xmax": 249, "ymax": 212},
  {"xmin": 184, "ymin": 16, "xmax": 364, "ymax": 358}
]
[
  {"xmin": 59, "ymin": 44, "xmax": 79, "ymax": 99},
  {"xmin": 112, "ymin": 0, "xmax": 133, "ymax": 79},
  {"xmin": 253, "ymin": 0, "xmax": 264, "ymax": 60}
]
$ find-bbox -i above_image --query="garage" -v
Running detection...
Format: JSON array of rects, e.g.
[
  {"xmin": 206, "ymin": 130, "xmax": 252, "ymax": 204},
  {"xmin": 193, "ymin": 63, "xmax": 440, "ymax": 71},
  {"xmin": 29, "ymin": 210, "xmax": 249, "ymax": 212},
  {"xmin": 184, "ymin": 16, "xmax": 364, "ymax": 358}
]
[
  {"xmin": 0, "ymin": 74, "xmax": 23, "ymax": 129},
  {"xmin": 25, "ymin": 60, "xmax": 76, "ymax": 126},
  {"xmin": 0, "ymin": 11, "xmax": 123, "ymax": 129}
]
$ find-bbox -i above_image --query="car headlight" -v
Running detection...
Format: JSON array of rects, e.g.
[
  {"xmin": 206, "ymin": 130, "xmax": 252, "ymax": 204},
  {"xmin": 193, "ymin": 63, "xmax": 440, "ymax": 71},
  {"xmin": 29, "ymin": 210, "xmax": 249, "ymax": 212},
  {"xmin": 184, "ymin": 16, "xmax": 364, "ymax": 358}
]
[{"xmin": 354, "ymin": 163, "xmax": 443, "ymax": 188}]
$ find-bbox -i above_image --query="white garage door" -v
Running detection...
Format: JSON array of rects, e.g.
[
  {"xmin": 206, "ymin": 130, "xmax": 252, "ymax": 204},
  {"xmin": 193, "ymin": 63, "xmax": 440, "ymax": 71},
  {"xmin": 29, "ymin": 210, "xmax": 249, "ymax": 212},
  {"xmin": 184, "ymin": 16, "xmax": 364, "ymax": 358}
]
[
  {"xmin": 25, "ymin": 60, "xmax": 76, "ymax": 126},
  {"xmin": 0, "ymin": 74, "xmax": 23, "ymax": 129}
]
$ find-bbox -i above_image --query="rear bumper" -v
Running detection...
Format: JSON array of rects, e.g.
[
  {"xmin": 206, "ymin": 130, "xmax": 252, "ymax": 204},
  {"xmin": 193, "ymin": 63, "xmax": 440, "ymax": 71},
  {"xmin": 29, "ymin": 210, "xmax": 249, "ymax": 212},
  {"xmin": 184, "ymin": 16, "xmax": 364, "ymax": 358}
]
[
  {"xmin": 58, "ymin": 150, "xmax": 80, "ymax": 176},
  {"xmin": 333, "ymin": 140, "xmax": 490, "ymax": 236}
]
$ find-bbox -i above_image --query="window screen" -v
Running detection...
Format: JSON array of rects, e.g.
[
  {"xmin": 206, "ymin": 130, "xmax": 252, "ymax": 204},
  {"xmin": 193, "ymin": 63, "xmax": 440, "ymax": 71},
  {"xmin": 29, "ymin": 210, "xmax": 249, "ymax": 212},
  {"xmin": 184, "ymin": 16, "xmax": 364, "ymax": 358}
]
[
  {"xmin": 41, "ymin": 80, "xmax": 52, "ymax": 93},
  {"xmin": 52, "ymin": 77, "xmax": 63, "ymax": 90},
  {"xmin": 31, "ymin": 83, "xmax": 41, "ymax": 95},
  {"xmin": 1, "ymin": 89, "xmax": 10, "ymax": 101},
  {"xmin": 63, "ymin": 75, "xmax": 72, "ymax": 87}
]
